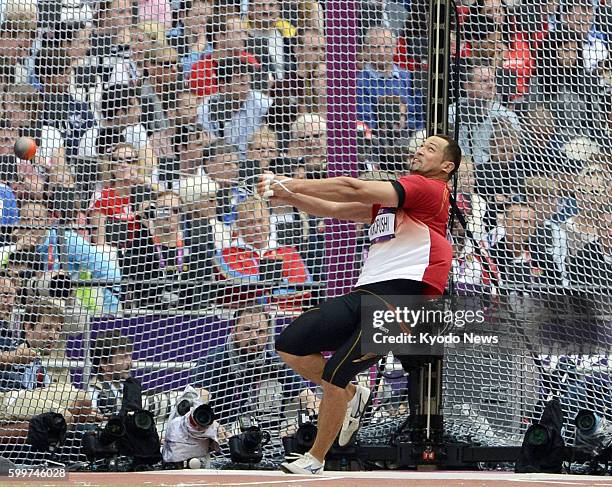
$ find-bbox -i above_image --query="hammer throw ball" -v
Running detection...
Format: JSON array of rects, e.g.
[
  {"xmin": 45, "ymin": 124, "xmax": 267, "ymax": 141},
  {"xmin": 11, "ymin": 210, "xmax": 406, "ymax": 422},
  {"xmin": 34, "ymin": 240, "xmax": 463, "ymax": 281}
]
[{"xmin": 14, "ymin": 136, "xmax": 37, "ymax": 161}]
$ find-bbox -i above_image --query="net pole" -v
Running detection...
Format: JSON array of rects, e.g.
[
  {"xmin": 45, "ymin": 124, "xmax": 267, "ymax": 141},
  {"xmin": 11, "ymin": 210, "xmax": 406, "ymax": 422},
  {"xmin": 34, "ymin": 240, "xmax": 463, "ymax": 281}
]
[
  {"xmin": 325, "ymin": 0, "xmax": 359, "ymax": 297},
  {"xmin": 426, "ymin": 0, "xmax": 452, "ymax": 136},
  {"xmin": 424, "ymin": 0, "xmax": 452, "ymax": 443}
]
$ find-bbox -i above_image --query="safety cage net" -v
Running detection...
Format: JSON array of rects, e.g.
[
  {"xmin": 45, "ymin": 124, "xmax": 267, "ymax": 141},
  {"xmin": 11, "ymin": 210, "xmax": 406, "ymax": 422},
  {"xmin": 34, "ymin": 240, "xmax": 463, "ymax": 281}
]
[{"xmin": 0, "ymin": 0, "xmax": 610, "ymax": 472}]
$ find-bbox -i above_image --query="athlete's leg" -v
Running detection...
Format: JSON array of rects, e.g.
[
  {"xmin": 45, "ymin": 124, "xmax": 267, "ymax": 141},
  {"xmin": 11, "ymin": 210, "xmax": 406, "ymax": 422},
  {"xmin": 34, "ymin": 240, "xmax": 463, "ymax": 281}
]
[
  {"xmin": 276, "ymin": 297, "xmax": 362, "ymax": 393},
  {"xmin": 309, "ymin": 381, "xmax": 353, "ymax": 462},
  {"xmin": 276, "ymin": 351, "xmax": 358, "ymax": 399}
]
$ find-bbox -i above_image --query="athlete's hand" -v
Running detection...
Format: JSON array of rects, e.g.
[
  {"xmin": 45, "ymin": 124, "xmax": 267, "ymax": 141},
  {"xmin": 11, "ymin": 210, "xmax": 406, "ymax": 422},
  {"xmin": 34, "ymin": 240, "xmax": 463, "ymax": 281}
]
[{"xmin": 257, "ymin": 172, "xmax": 294, "ymax": 202}]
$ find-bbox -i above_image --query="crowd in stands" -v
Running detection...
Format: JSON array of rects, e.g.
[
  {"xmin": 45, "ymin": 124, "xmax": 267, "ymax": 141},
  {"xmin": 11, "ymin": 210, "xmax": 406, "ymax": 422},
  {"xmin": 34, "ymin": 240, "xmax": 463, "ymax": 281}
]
[{"xmin": 0, "ymin": 0, "xmax": 610, "ymax": 458}]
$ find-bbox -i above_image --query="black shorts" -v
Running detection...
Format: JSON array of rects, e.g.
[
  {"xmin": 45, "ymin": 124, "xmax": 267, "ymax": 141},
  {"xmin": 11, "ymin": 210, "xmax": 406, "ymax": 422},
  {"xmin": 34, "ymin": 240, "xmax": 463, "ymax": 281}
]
[{"xmin": 275, "ymin": 279, "xmax": 427, "ymax": 388}]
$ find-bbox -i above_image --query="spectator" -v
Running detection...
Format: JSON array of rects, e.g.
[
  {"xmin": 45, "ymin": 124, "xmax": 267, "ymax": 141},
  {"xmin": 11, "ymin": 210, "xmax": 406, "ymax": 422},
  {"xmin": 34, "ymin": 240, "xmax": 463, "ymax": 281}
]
[
  {"xmin": 141, "ymin": 45, "xmax": 181, "ymax": 154},
  {"xmin": 246, "ymin": 0, "xmax": 297, "ymax": 81},
  {"xmin": 10, "ymin": 155, "xmax": 46, "ymax": 203},
  {"xmin": 171, "ymin": 87, "xmax": 207, "ymax": 128},
  {"xmin": 3, "ymin": 249, "xmax": 43, "ymax": 308},
  {"xmin": 12, "ymin": 201, "xmax": 122, "ymax": 315},
  {"xmin": 0, "ymin": 84, "xmax": 42, "ymax": 131},
  {"xmin": 94, "ymin": 0, "xmax": 138, "ymax": 34},
  {"xmin": 191, "ymin": 307, "xmax": 317, "ymax": 429},
  {"xmin": 217, "ymin": 197, "xmax": 309, "ymax": 278},
  {"xmin": 450, "ymin": 61, "xmax": 522, "ymax": 165},
  {"xmin": 199, "ymin": 56, "xmax": 271, "ymax": 160},
  {"xmin": 139, "ymin": 0, "xmax": 172, "ymax": 29},
  {"xmin": 0, "ymin": 271, "xmax": 16, "ymax": 330},
  {"xmin": 530, "ymin": 30, "xmax": 603, "ymax": 138},
  {"xmin": 475, "ymin": 119, "xmax": 525, "ymax": 228},
  {"xmin": 513, "ymin": 0, "xmax": 558, "ymax": 48},
  {"xmin": 121, "ymin": 190, "xmax": 213, "ymax": 308},
  {"xmin": 199, "ymin": 140, "xmax": 245, "ymax": 225},
  {"xmin": 79, "ymin": 84, "xmax": 149, "ymax": 159},
  {"xmin": 566, "ymin": 203, "xmax": 612, "ymax": 289},
  {"xmin": 172, "ymin": 122, "xmax": 211, "ymax": 175},
  {"xmin": 309, "ymin": 61, "xmax": 327, "ymax": 115},
  {"xmin": 356, "ymin": 26, "xmax": 424, "ymax": 131},
  {"xmin": 371, "ymin": 95, "xmax": 410, "ymax": 167},
  {"xmin": 514, "ymin": 101, "xmax": 562, "ymax": 176},
  {"xmin": 88, "ymin": 329, "xmax": 209, "ymax": 418},
  {"xmin": 562, "ymin": 163, "xmax": 608, "ymax": 256},
  {"xmin": 524, "ymin": 177, "xmax": 567, "ymax": 286},
  {"xmin": 488, "ymin": 202, "xmax": 541, "ymax": 289},
  {"xmin": 297, "ymin": 0, "xmax": 325, "ymax": 32},
  {"xmin": 34, "ymin": 46, "xmax": 96, "ymax": 158},
  {"xmin": 0, "ymin": 301, "xmax": 94, "ymax": 422},
  {"xmin": 246, "ymin": 125, "xmax": 278, "ymax": 177},
  {"xmin": 266, "ymin": 27, "xmax": 325, "ymax": 145},
  {"xmin": 295, "ymin": 28, "xmax": 325, "ymax": 82},
  {"xmin": 286, "ymin": 113, "xmax": 327, "ymax": 179},
  {"xmin": 0, "ymin": 120, "xmax": 18, "ymax": 159},
  {"xmin": 463, "ymin": 11, "xmax": 506, "ymax": 68},
  {"xmin": 90, "ymin": 143, "xmax": 147, "ymax": 247},
  {"xmin": 456, "ymin": 156, "xmax": 488, "ymax": 241},
  {"xmin": 0, "ymin": 0, "xmax": 37, "ymax": 86},
  {"xmin": 558, "ymin": 0, "xmax": 608, "ymax": 72},
  {"xmin": 451, "ymin": 220, "xmax": 487, "ymax": 295},
  {"xmin": 188, "ymin": 15, "xmax": 255, "ymax": 97},
  {"xmin": 174, "ymin": 0, "xmax": 215, "ymax": 75}
]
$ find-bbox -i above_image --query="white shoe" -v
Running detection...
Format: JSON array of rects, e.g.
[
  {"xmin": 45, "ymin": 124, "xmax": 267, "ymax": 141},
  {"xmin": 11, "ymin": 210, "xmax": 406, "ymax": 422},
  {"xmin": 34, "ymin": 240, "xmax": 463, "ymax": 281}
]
[
  {"xmin": 338, "ymin": 384, "xmax": 372, "ymax": 447},
  {"xmin": 280, "ymin": 452, "xmax": 325, "ymax": 475}
]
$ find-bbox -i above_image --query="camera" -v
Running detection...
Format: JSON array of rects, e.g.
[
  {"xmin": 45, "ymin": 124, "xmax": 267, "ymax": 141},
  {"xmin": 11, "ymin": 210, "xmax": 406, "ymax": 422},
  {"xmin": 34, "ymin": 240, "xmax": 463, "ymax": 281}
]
[
  {"xmin": 162, "ymin": 386, "xmax": 220, "ymax": 466},
  {"xmin": 282, "ymin": 411, "xmax": 318, "ymax": 457},
  {"xmin": 81, "ymin": 416, "xmax": 124, "ymax": 461},
  {"xmin": 574, "ymin": 410, "xmax": 612, "ymax": 460},
  {"xmin": 80, "ymin": 378, "xmax": 161, "ymax": 469},
  {"xmin": 27, "ymin": 412, "xmax": 67, "ymax": 453},
  {"xmin": 228, "ymin": 415, "xmax": 271, "ymax": 464}
]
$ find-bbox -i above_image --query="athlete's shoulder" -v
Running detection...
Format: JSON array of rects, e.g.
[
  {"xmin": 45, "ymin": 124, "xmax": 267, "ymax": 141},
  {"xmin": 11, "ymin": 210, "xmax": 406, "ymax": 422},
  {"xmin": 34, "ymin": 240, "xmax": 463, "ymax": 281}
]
[{"xmin": 397, "ymin": 174, "xmax": 449, "ymax": 193}]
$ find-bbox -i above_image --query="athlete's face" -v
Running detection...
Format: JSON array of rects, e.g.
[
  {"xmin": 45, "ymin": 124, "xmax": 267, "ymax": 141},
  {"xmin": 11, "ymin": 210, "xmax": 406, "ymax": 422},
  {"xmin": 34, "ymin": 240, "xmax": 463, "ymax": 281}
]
[{"xmin": 411, "ymin": 136, "xmax": 454, "ymax": 179}]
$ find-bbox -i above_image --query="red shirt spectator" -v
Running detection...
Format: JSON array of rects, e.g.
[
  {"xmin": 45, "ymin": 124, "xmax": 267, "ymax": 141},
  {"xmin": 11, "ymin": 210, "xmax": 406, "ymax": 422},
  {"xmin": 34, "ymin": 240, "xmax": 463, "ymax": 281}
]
[{"xmin": 89, "ymin": 144, "xmax": 145, "ymax": 247}]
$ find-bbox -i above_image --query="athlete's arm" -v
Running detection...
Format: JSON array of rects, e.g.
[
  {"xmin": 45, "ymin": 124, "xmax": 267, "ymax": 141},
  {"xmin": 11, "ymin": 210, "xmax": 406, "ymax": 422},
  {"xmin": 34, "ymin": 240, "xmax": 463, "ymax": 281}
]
[
  {"xmin": 260, "ymin": 175, "xmax": 399, "ymax": 207},
  {"xmin": 271, "ymin": 192, "xmax": 373, "ymax": 223}
]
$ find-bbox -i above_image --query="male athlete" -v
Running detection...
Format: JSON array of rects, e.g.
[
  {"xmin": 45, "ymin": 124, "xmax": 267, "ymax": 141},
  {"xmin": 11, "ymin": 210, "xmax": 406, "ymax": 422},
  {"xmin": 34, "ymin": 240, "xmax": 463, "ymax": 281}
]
[{"xmin": 257, "ymin": 134, "xmax": 461, "ymax": 474}]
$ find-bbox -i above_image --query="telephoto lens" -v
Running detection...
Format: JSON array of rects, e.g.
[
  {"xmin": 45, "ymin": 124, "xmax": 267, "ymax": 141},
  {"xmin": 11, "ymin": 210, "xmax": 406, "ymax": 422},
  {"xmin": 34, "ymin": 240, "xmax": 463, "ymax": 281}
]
[
  {"xmin": 176, "ymin": 399, "xmax": 192, "ymax": 417},
  {"xmin": 295, "ymin": 422, "xmax": 318, "ymax": 452},
  {"xmin": 190, "ymin": 404, "xmax": 215, "ymax": 429},
  {"xmin": 525, "ymin": 424, "xmax": 551, "ymax": 447},
  {"xmin": 99, "ymin": 416, "xmax": 126, "ymax": 444},
  {"xmin": 132, "ymin": 410, "xmax": 154, "ymax": 432},
  {"xmin": 575, "ymin": 410, "xmax": 599, "ymax": 435}
]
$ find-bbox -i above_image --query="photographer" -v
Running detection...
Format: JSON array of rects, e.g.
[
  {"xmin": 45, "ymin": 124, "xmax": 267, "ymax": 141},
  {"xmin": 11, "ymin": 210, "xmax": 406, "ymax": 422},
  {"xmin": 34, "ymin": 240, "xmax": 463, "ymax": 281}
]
[
  {"xmin": 0, "ymin": 301, "xmax": 95, "ymax": 422},
  {"xmin": 88, "ymin": 330, "xmax": 209, "ymax": 421},
  {"xmin": 191, "ymin": 308, "xmax": 318, "ymax": 433},
  {"xmin": 12, "ymin": 200, "xmax": 121, "ymax": 315}
]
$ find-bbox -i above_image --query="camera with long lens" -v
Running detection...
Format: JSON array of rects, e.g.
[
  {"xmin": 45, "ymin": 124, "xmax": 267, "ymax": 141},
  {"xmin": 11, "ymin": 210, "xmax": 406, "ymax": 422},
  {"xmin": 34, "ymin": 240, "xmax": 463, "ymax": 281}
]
[
  {"xmin": 282, "ymin": 411, "xmax": 318, "ymax": 457},
  {"xmin": 574, "ymin": 410, "xmax": 612, "ymax": 461},
  {"xmin": 27, "ymin": 412, "xmax": 68, "ymax": 454},
  {"xmin": 81, "ymin": 416, "xmax": 124, "ymax": 461},
  {"xmin": 80, "ymin": 378, "xmax": 161, "ymax": 470},
  {"xmin": 228, "ymin": 415, "xmax": 271, "ymax": 464},
  {"xmin": 162, "ymin": 386, "xmax": 220, "ymax": 466}
]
